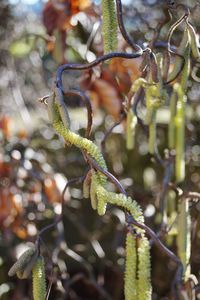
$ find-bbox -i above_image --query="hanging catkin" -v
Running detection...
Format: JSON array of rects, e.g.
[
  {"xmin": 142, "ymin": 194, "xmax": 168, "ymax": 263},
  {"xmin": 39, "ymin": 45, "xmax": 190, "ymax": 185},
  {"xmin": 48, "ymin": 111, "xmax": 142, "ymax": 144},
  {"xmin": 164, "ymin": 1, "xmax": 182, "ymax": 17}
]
[{"xmin": 102, "ymin": 0, "xmax": 118, "ymax": 53}]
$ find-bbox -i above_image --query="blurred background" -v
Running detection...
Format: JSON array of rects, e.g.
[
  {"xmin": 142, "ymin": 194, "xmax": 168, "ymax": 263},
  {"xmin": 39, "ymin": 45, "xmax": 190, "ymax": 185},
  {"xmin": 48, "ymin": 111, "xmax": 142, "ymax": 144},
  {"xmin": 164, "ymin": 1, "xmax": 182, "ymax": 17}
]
[{"xmin": 0, "ymin": 0, "xmax": 200, "ymax": 299}]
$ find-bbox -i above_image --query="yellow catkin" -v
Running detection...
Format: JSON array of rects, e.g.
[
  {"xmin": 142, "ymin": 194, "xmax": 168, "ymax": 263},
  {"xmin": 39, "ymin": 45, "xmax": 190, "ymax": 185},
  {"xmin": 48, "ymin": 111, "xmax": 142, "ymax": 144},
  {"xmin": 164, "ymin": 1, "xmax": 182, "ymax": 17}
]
[
  {"xmin": 49, "ymin": 100, "xmax": 107, "ymax": 175},
  {"xmin": 53, "ymin": 121, "xmax": 107, "ymax": 188},
  {"xmin": 145, "ymin": 85, "xmax": 157, "ymax": 154},
  {"xmin": 146, "ymin": 54, "xmax": 165, "ymax": 154},
  {"xmin": 47, "ymin": 94, "xmax": 152, "ymax": 299},
  {"xmin": 83, "ymin": 170, "xmax": 92, "ymax": 199},
  {"xmin": 175, "ymin": 43, "xmax": 191, "ymax": 280},
  {"xmin": 48, "ymin": 99, "xmax": 108, "ymax": 212},
  {"xmin": 148, "ymin": 111, "xmax": 156, "ymax": 154},
  {"xmin": 96, "ymin": 185, "xmax": 144, "ymax": 223},
  {"xmin": 130, "ymin": 78, "xmax": 147, "ymax": 94},
  {"xmin": 137, "ymin": 237, "xmax": 152, "ymax": 300},
  {"xmin": 174, "ymin": 84, "xmax": 186, "ymax": 183},
  {"xmin": 180, "ymin": 45, "xmax": 191, "ymax": 93},
  {"xmin": 168, "ymin": 91, "xmax": 177, "ymax": 149},
  {"xmin": 32, "ymin": 256, "xmax": 46, "ymax": 300},
  {"xmin": 90, "ymin": 171, "xmax": 98, "ymax": 210},
  {"xmin": 126, "ymin": 110, "xmax": 137, "ymax": 150},
  {"xmin": 124, "ymin": 232, "xmax": 137, "ymax": 300},
  {"xmin": 102, "ymin": 0, "xmax": 118, "ymax": 53},
  {"xmin": 90, "ymin": 172, "xmax": 107, "ymax": 215},
  {"xmin": 177, "ymin": 199, "xmax": 191, "ymax": 278}
]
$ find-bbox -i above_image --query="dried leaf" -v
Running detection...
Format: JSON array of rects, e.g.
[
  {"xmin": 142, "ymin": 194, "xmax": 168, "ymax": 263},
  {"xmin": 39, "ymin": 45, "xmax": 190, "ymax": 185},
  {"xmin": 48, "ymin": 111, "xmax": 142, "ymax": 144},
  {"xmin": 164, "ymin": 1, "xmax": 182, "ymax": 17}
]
[
  {"xmin": 92, "ymin": 79, "xmax": 122, "ymax": 119},
  {"xmin": 44, "ymin": 177, "xmax": 61, "ymax": 203}
]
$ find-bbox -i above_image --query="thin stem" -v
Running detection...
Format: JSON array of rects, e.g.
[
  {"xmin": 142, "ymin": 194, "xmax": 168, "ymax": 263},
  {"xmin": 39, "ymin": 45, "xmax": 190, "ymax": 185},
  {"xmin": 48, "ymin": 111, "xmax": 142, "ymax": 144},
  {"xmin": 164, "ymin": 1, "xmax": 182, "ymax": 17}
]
[
  {"xmin": 115, "ymin": 0, "xmax": 143, "ymax": 52},
  {"xmin": 56, "ymin": 52, "xmax": 143, "ymax": 92}
]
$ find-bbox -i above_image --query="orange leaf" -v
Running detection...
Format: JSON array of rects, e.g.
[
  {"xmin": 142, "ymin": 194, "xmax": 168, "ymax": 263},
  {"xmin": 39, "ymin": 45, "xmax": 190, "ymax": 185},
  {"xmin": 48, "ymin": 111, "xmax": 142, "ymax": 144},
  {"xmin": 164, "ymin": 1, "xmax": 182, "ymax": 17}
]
[
  {"xmin": 44, "ymin": 177, "xmax": 61, "ymax": 203},
  {"xmin": 0, "ymin": 115, "xmax": 12, "ymax": 139},
  {"xmin": 108, "ymin": 57, "xmax": 142, "ymax": 93}
]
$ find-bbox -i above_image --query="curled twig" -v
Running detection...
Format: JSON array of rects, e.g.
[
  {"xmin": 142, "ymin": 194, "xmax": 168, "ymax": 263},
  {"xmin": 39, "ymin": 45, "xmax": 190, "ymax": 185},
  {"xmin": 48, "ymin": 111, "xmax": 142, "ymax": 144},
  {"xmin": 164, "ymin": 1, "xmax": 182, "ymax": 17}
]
[
  {"xmin": 115, "ymin": 0, "xmax": 143, "ymax": 53},
  {"xmin": 56, "ymin": 52, "xmax": 143, "ymax": 92}
]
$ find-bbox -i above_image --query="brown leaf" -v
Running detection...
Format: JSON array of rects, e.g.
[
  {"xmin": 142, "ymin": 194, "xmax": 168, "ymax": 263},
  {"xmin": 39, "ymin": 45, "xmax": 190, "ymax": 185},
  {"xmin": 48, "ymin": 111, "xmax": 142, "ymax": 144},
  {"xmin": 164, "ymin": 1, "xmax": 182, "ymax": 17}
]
[
  {"xmin": 109, "ymin": 57, "xmax": 142, "ymax": 93},
  {"xmin": 91, "ymin": 79, "xmax": 122, "ymax": 119},
  {"xmin": 43, "ymin": 0, "xmax": 91, "ymax": 35},
  {"xmin": 44, "ymin": 177, "xmax": 61, "ymax": 203}
]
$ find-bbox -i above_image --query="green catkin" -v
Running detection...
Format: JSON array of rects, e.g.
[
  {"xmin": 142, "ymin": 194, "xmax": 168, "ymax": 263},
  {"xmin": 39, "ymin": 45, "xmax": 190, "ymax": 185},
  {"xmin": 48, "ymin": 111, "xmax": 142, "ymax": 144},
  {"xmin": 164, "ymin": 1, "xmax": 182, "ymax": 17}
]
[
  {"xmin": 96, "ymin": 185, "xmax": 144, "ymax": 223},
  {"xmin": 129, "ymin": 77, "xmax": 157, "ymax": 153},
  {"xmin": 187, "ymin": 22, "xmax": 200, "ymax": 62},
  {"xmin": 145, "ymin": 84, "xmax": 158, "ymax": 154},
  {"xmin": 177, "ymin": 199, "xmax": 191, "ymax": 278},
  {"xmin": 147, "ymin": 53, "xmax": 165, "ymax": 154},
  {"xmin": 8, "ymin": 246, "xmax": 38, "ymax": 279},
  {"xmin": 175, "ymin": 44, "xmax": 191, "ymax": 279},
  {"xmin": 148, "ymin": 109, "xmax": 156, "ymax": 154},
  {"xmin": 124, "ymin": 233, "xmax": 137, "ymax": 300},
  {"xmin": 174, "ymin": 83, "xmax": 186, "ymax": 183},
  {"xmin": 167, "ymin": 27, "xmax": 190, "ymax": 82},
  {"xmin": 180, "ymin": 44, "xmax": 191, "ymax": 93},
  {"xmin": 102, "ymin": 0, "xmax": 118, "ymax": 53},
  {"xmin": 137, "ymin": 237, "xmax": 152, "ymax": 300},
  {"xmin": 90, "ymin": 171, "xmax": 98, "ymax": 210},
  {"xmin": 126, "ymin": 109, "xmax": 137, "ymax": 150},
  {"xmin": 130, "ymin": 78, "xmax": 147, "ymax": 94},
  {"xmin": 83, "ymin": 170, "xmax": 92, "ymax": 199},
  {"xmin": 54, "ymin": 88, "xmax": 71, "ymax": 129},
  {"xmin": 168, "ymin": 91, "xmax": 177, "ymax": 149},
  {"xmin": 174, "ymin": 45, "xmax": 190, "ymax": 183},
  {"xmin": 95, "ymin": 186, "xmax": 151, "ymax": 300},
  {"xmin": 52, "ymin": 30, "xmax": 64, "ymax": 64},
  {"xmin": 47, "ymin": 93, "xmax": 152, "ymax": 299},
  {"xmin": 145, "ymin": 58, "xmax": 160, "ymax": 154},
  {"xmin": 50, "ymin": 102, "xmax": 107, "ymax": 185},
  {"xmin": 32, "ymin": 256, "xmax": 46, "ymax": 300},
  {"xmin": 91, "ymin": 172, "xmax": 107, "ymax": 215}
]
